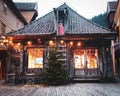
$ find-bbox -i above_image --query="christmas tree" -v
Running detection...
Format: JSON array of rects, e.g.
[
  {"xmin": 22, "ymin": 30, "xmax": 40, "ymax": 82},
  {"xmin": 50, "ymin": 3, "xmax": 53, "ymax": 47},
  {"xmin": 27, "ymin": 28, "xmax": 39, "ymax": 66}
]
[{"xmin": 40, "ymin": 47, "xmax": 69, "ymax": 85}]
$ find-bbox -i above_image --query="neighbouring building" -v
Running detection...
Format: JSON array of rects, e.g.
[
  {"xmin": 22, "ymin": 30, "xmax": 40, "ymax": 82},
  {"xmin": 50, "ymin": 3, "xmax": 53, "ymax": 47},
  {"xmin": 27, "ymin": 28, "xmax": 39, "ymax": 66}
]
[
  {"xmin": 0, "ymin": 0, "xmax": 27, "ymax": 79},
  {"xmin": 107, "ymin": 1, "xmax": 117, "ymax": 29},
  {"xmin": 15, "ymin": 2, "xmax": 38, "ymax": 23},
  {"xmin": 113, "ymin": 0, "xmax": 120, "ymax": 78},
  {"xmin": 6, "ymin": 3, "xmax": 117, "ymax": 82},
  {"xmin": 0, "ymin": 0, "xmax": 38, "ymax": 79}
]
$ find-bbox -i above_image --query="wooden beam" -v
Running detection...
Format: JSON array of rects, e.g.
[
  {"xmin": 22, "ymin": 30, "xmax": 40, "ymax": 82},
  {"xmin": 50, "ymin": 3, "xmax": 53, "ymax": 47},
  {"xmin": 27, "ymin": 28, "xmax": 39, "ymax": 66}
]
[{"xmin": 111, "ymin": 40, "xmax": 116, "ymax": 78}]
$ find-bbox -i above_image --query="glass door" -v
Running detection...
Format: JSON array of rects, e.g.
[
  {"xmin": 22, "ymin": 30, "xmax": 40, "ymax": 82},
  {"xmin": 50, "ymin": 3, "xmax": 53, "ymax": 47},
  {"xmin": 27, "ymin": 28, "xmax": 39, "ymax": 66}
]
[
  {"xmin": 74, "ymin": 49, "xmax": 86, "ymax": 76},
  {"xmin": 86, "ymin": 49, "xmax": 98, "ymax": 77},
  {"xmin": 74, "ymin": 49, "xmax": 99, "ymax": 77}
]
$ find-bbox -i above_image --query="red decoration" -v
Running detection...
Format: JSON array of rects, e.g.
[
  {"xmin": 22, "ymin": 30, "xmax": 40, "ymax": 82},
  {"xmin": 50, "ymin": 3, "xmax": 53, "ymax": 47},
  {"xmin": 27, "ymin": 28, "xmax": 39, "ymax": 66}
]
[{"xmin": 58, "ymin": 23, "xmax": 64, "ymax": 35}]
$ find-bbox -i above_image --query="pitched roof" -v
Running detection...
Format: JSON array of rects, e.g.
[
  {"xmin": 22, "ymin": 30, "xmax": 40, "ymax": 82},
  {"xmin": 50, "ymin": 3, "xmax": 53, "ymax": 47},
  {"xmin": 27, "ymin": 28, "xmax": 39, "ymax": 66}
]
[
  {"xmin": 15, "ymin": 2, "xmax": 38, "ymax": 22},
  {"xmin": 7, "ymin": 3, "xmax": 117, "ymax": 37},
  {"xmin": 107, "ymin": 1, "xmax": 117, "ymax": 13},
  {"xmin": 4, "ymin": 0, "xmax": 27, "ymax": 25},
  {"xmin": 15, "ymin": 2, "xmax": 37, "ymax": 11}
]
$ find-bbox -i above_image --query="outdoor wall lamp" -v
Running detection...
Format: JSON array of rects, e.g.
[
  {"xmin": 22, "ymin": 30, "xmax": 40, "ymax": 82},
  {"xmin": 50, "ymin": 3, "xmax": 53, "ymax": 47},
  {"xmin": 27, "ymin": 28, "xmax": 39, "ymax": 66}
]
[
  {"xmin": 0, "ymin": 36, "xmax": 9, "ymax": 47},
  {"xmin": 27, "ymin": 41, "xmax": 32, "ymax": 45},
  {"xmin": 77, "ymin": 41, "xmax": 82, "ymax": 46},
  {"xmin": 49, "ymin": 40, "xmax": 54, "ymax": 46},
  {"xmin": 70, "ymin": 41, "xmax": 73, "ymax": 46},
  {"xmin": 60, "ymin": 40, "xmax": 64, "ymax": 44},
  {"xmin": 17, "ymin": 42, "xmax": 21, "ymax": 46},
  {"xmin": 0, "ymin": 42, "xmax": 4, "ymax": 45}
]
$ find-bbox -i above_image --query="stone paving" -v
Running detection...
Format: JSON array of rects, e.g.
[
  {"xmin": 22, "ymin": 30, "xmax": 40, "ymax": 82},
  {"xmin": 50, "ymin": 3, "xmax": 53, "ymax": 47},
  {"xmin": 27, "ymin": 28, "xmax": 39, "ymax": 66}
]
[{"xmin": 0, "ymin": 81, "xmax": 120, "ymax": 96}]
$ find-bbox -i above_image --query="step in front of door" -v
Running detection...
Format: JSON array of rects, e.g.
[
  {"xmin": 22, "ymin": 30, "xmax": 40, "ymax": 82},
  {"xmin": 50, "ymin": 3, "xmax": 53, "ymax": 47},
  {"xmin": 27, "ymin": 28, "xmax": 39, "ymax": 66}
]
[{"xmin": 73, "ymin": 76, "xmax": 101, "ymax": 83}]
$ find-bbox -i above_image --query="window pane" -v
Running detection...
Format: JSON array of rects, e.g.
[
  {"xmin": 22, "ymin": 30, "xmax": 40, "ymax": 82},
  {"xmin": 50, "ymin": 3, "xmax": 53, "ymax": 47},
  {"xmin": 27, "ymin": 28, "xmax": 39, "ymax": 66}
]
[
  {"xmin": 86, "ymin": 49, "xmax": 98, "ymax": 68},
  {"xmin": 74, "ymin": 49, "xmax": 85, "ymax": 69},
  {"xmin": 28, "ymin": 48, "xmax": 44, "ymax": 68}
]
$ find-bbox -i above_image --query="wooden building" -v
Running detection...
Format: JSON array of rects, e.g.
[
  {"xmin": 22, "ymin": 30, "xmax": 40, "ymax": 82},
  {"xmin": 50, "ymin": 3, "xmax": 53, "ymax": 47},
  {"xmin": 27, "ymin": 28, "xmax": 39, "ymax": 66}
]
[
  {"xmin": 15, "ymin": 2, "xmax": 38, "ymax": 23},
  {"xmin": 0, "ymin": 0, "xmax": 27, "ymax": 79},
  {"xmin": 113, "ymin": 0, "xmax": 120, "ymax": 78},
  {"xmin": 6, "ymin": 3, "xmax": 117, "ymax": 81},
  {"xmin": 0, "ymin": 0, "xmax": 38, "ymax": 80},
  {"xmin": 107, "ymin": 1, "xmax": 117, "ymax": 29}
]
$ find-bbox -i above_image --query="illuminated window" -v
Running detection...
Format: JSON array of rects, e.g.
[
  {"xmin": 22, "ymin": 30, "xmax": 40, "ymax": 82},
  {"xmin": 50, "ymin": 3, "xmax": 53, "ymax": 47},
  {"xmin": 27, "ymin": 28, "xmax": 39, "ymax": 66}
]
[
  {"xmin": 74, "ymin": 49, "xmax": 98, "ymax": 69},
  {"xmin": 74, "ymin": 49, "xmax": 85, "ymax": 69},
  {"xmin": 28, "ymin": 48, "xmax": 44, "ymax": 68},
  {"xmin": 86, "ymin": 49, "xmax": 98, "ymax": 68}
]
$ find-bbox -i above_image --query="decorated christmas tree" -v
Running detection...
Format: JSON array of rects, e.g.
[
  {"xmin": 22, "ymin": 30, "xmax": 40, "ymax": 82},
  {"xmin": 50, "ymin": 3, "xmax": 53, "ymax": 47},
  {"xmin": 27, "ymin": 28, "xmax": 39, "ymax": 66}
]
[{"xmin": 40, "ymin": 47, "xmax": 69, "ymax": 85}]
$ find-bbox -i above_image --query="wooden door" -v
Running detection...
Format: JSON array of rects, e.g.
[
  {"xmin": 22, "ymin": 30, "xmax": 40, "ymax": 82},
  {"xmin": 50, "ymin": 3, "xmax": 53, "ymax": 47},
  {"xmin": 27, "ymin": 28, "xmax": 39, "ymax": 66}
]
[{"xmin": 74, "ymin": 49, "xmax": 99, "ymax": 77}]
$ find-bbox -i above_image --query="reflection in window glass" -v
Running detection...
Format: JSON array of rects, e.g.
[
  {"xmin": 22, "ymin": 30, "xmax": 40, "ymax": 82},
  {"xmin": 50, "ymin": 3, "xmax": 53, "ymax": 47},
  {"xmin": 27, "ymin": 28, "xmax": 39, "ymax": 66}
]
[
  {"xmin": 74, "ymin": 50, "xmax": 85, "ymax": 69},
  {"xmin": 74, "ymin": 49, "xmax": 98, "ymax": 69},
  {"xmin": 87, "ymin": 49, "xmax": 98, "ymax": 68},
  {"xmin": 28, "ymin": 48, "xmax": 44, "ymax": 68}
]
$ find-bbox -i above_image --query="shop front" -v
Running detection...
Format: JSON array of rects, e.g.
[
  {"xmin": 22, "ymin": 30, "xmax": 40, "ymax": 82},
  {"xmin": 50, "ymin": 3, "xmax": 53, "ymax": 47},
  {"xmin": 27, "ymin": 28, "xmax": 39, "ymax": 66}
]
[{"xmin": 6, "ymin": 3, "xmax": 117, "ymax": 81}]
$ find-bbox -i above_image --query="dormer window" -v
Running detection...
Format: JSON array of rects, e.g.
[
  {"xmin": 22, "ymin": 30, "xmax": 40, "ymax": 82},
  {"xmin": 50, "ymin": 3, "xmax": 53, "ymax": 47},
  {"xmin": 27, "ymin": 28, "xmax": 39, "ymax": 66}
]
[
  {"xmin": 58, "ymin": 11, "xmax": 65, "ymax": 26},
  {"xmin": 54, "ymin": 7, "xmax": 68, "ymax": 36}
]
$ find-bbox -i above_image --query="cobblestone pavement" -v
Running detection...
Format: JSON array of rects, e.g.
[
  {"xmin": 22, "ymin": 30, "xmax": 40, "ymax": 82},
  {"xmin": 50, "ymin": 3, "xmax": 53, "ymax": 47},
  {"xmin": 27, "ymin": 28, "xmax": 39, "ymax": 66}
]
[{"xmin": 0, "ymin": 82, "xmax": 120, "ymax": 96}]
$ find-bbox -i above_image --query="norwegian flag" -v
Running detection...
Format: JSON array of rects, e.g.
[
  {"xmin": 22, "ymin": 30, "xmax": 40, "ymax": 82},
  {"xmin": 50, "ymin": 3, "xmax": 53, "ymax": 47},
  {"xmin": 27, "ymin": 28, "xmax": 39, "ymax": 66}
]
[{"xmin": 58, "ymin": 23, "xmax": 64, "ymax": 36}]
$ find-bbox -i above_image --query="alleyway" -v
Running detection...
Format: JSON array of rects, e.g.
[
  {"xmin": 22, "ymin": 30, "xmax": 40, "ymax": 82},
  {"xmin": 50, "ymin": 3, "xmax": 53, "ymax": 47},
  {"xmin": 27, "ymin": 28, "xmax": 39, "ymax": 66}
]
[{"xmin": 0, "ymin": 81, "xmax": 120, "ymax": 96}]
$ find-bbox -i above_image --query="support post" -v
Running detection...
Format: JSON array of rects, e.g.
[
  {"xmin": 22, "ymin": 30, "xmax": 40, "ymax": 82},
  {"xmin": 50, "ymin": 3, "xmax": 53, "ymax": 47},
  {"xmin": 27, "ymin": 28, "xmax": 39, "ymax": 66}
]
[{"xmin": 111, "ymin": 40, "xmax": 116, "ymax": 78}]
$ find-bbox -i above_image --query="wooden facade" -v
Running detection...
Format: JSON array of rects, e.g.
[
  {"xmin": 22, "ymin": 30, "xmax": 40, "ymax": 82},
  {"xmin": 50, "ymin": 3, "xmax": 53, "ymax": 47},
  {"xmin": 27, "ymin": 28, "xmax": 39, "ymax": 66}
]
[
  {"xmin": 0, "ymin": 0, "xmax": 38, "ymax": 80},
  {"xmin": 0, "ymin": 0, "xmax": 27, "ymax": 80},
  {"xmin": 107, "ymin": 1, "xmax": 117, "ymax": 28},
  {"xmin": 6, "ymin": 3, "xmax": 117, "ymax": 82},
  {"xmin": 113, "ymin": 0, "xmax": 120, "ymax": 78}
]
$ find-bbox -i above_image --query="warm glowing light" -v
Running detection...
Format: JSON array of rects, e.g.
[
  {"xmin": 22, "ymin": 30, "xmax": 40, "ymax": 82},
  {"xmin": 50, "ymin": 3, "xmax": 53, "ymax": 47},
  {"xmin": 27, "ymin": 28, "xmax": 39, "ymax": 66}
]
[
  {"xmin": 11, "ymin": 43, "xmax": 14, "ymax": 46},
  {"xmin": 28, "ymin": 48, "xmax": 44, "ymax": 68},
  {"xmin": 17, "ymin": 43, "xmax": 21, "ymax": 46},
  {"xmin": 70, "ymin": 41, "xmax": 73, "ymax": 46},
  {"xmin": 9, "ymin": 40, "xmax": 13, "ymax": 44},
  {"xmin": 6, "ymin": 39, "xmax": 8, "ymax": 42},
  {"xmin": 0, "ymin": 43, "xmax": 4, "ymax": 45},
  {"xmin": 3, "ymin": 39, "xmax": 8, "ymax": 43},
  {"xmin": 49, "ymin": 40, "xmax": 54, "ymax": 46},
  {"xmin": 27, "ymin": 41, "xmax": 32, "ymax": 45},
  {"xmin": 60, "ymin": 40, "xmax": 64, "ymax": 44},
  {"xmin": 77, "ymin": 42, "xmax": 82, "ymax": 46}
]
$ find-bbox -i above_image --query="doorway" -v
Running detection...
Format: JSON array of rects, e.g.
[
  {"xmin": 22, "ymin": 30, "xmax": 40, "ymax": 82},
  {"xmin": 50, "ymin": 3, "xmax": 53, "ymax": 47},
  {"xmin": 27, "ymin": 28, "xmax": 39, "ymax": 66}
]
[
  {"xmin": 0, "ymin": 50, "xmax": 7, "ymax": 79},
  {"xmin": 74, "ymin": 48, "xmax": 99, "ymax": 77}
]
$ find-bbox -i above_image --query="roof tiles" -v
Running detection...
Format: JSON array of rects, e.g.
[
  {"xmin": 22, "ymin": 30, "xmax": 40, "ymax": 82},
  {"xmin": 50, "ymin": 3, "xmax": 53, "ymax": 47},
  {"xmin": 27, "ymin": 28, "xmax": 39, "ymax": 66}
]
[{"xmin": 7, "ymin": 3, "xmax": 117, "ymax": 37}]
